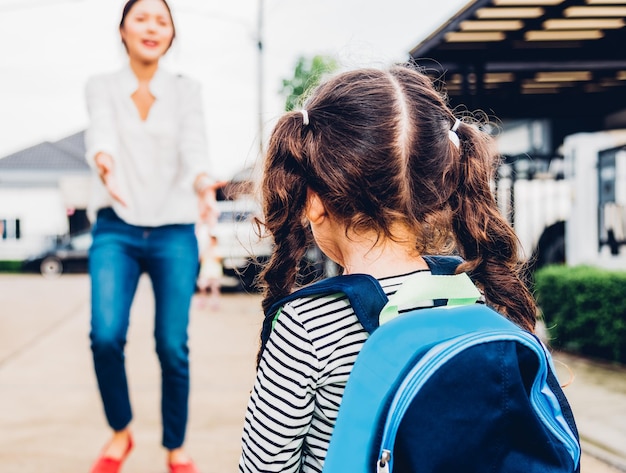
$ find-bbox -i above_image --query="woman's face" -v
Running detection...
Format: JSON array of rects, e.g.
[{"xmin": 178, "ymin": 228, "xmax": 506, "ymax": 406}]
[{"xmin": 120, "ymin": 0, "xmax": 174, "ymax": 63}]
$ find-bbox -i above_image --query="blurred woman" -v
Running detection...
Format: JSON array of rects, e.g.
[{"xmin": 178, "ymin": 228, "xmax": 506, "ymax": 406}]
[{"xmin": 84, "ymin": 1, "xmax": 217, "ymax": 472}]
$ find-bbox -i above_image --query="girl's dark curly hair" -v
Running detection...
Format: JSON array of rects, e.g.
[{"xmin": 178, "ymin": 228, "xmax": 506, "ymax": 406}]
[{"xmin": 258, "ymin": 63, "xmax": 537, "ymax": 333}]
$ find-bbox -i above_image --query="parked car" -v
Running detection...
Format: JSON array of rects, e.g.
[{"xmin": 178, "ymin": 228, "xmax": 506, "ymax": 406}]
[
  {"xmin": 211, "ymin": 198, "xmax": 337, "ymax": 291},
  {"xmin": 212, "ymin": 198, "xmax": 273, "ymax": 291},
  {"xmin": 22, "ymin": 231, "xmax": 92, "ymax": 277}
]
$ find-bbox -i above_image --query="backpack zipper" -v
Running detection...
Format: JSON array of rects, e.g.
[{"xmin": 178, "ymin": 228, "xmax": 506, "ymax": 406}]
[{"xmin": 375, "ymin": 330, "xmax": 580, "ymax": 472}]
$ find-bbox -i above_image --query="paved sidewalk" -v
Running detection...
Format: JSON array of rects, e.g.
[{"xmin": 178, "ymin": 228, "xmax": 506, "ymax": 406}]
[
  {"xmin": 0, "ymin": 273, "xmax": 625, "ymax": 472},
  {"xmin": 1, "ymin": 274, "xmax": 261, "ymax": 473},
  {"xmin": 552, "ymin": 351, "xmax": 626, "ymax": 472}
]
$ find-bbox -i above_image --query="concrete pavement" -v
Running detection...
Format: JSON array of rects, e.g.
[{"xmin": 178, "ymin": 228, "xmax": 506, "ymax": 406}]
[{"xmin": 1, "ymin": 273, "xmax": 625, "ymax": 472}]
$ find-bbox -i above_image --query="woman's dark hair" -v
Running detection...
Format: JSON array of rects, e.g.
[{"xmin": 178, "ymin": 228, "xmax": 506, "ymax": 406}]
[
  {"xmin": 258, "ymin": 63, "xmax": 537, "ymax": 333},
  {"xmin": 119, "ymin": 0, "xmax": 176, "ymax": 52}
]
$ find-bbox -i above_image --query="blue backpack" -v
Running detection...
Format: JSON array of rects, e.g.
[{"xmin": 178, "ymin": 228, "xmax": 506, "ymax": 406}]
[{"xmin": 260, "ymin": 256, "xmax": 581, "ymax": 473}]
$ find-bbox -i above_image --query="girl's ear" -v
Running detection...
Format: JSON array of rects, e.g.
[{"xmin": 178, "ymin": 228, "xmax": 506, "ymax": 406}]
[{"xmin": 305, "ymin": 189, "xmax": 327, "ymax": 225}]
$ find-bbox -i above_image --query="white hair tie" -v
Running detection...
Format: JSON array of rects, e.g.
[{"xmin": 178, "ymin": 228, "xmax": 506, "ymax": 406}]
[
  {"xmin": 448, "ymin": 119, "xmax": 461, "ymax": 149},
  {"xmin": 301, "ymin": 109, "xmax": 309, "ymax": 126}
]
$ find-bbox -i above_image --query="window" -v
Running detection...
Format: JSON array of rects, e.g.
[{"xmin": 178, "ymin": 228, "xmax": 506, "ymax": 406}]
[{"xmin": 1, "ymin": 218, "xmax": 21, "ymax": 240}]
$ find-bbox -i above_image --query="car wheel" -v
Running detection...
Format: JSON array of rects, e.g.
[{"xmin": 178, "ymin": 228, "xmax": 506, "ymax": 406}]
[{"xmin": 40, "ymin": 257, "xmax": 63, "ymax": 277}]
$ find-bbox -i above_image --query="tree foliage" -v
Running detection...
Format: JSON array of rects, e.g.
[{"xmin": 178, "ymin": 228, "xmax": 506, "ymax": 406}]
[{"xmin": 280, "ymin": 55, "xmax": 338, "ymax": 112}]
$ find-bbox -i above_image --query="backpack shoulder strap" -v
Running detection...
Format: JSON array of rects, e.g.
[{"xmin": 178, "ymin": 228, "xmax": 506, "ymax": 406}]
[
  {"xmin": 423, "ymin": 254, "xmax": 464, "ymax": 275},
  {"xmin": 258, "ymin": 274, "xmax": 388, "ymax": 360},
  {"xmin": 422, "ymin": 255, "xmax": 464, "ymax": 306}
]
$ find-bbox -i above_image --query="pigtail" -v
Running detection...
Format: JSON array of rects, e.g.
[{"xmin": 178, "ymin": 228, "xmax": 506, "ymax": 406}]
[
  {"xmin": 450, "ymin": 122, "xmax": 537, "ymax": 332},
  {"xmin": 258, "ymin": 114, "xmax": 311, "ymax": 315}
]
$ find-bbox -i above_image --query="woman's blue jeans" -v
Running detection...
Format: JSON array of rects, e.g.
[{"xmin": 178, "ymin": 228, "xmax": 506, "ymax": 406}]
[{"xmin": 89, "ymin": 208, "xmax": 199, "ymax": 449}]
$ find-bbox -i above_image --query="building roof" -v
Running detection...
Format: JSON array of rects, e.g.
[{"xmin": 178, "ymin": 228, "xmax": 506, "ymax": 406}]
[
  {"xmin": 0, "ymin": 131, "xmax": 88, "ymax": 173},
  {"xmin": 409, "ymin": 0, "xmax": 626, "ymax": 140}
]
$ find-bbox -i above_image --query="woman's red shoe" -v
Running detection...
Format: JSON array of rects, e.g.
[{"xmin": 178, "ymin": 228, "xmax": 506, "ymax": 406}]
[
  {"xmin": 168, "ymin": 459, "xmax": 200, "ymax": 473},
  {"xmin": 89, "ymin": 435, "xmax": 134, "ymax": 473}
]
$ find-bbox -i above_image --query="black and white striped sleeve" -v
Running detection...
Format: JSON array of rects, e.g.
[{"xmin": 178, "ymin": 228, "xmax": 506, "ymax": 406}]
[{"xmin": 239, "ymin": 303, "xmax": 319, "ymax": 473}]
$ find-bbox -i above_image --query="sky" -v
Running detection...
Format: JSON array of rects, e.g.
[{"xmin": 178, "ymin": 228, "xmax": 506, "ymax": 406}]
[{"xmin": 0, "ymin": 0, "xmax": 467, "ymax": 180}]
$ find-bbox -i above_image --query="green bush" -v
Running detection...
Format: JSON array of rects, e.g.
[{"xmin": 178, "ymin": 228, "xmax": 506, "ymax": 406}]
[
  {"xmin": 534, "ymin": 265, "xmax": 626, "ymax": 363},
  {"xmin": 0, "ymin": 260, "xmax": 22, "ymax": 272}
]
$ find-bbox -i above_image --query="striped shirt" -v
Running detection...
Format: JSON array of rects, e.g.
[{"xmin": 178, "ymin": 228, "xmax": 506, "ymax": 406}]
[{"xmin": 239, "ymin": 270, "xmax": 437, "ymax": 473}]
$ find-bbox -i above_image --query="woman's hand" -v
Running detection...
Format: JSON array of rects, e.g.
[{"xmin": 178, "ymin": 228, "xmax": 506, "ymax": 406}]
[
  {"xmin": 195, "ymin": 174, "xmax": 224, "ymax": 225},
  {"xmin": 95, "ymin": 152, "xmax": 128, "ymax": 207},
  {"xmin": 197, "ymin": 185, "xmax": 222, "ymax": 226}
]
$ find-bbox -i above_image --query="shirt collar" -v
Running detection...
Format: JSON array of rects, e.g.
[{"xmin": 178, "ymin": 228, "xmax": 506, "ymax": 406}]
[{"xmin": 119, "ymin": 62, "xmax": 168, "ymax": 99}]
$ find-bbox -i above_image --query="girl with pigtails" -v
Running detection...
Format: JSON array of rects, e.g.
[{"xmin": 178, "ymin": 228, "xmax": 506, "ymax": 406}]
[{"xmin": 239, "ymin": 63, "xmax": 537, "ymax": 473}]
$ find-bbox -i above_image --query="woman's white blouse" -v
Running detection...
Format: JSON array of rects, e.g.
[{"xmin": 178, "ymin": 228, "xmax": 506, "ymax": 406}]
[{"xmin": 84, "ymin": 65, "xmax": 211, "ymax": 227}]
